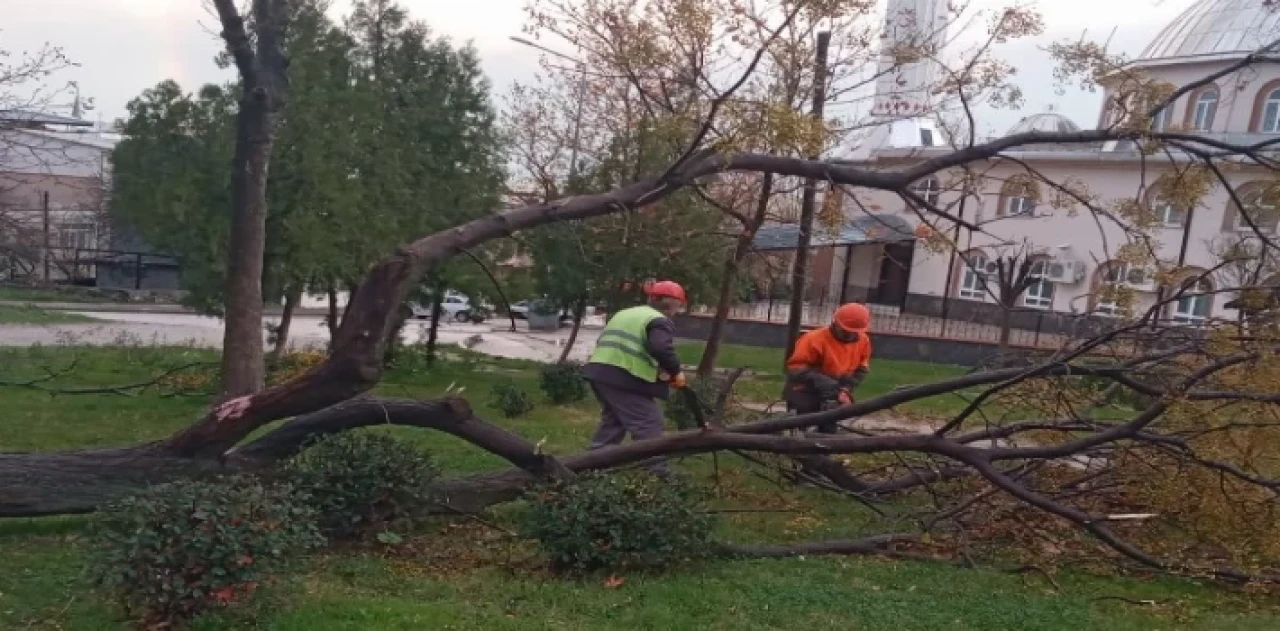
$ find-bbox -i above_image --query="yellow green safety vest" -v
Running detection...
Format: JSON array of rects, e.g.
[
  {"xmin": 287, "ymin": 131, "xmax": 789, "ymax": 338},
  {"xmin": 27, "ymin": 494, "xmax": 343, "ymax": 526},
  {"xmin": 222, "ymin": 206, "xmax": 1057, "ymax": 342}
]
[{"xmin": 589, "ymin": 305, "xmax": 664, "ymax": 382}]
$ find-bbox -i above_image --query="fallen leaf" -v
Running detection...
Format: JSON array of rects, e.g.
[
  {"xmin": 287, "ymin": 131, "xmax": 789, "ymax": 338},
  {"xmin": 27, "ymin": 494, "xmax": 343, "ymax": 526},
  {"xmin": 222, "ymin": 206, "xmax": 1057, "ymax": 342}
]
[{"xmin": 603, "ymin": 575, "xmax": 626, "ymax": 589}]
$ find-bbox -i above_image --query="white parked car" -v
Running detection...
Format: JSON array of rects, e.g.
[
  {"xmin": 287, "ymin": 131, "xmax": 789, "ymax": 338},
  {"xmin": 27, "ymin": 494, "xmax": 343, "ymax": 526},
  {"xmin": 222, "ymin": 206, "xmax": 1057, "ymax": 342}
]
[{"xmin": 408, "ymin": 291, "xmax": 483, "ymax": 323}]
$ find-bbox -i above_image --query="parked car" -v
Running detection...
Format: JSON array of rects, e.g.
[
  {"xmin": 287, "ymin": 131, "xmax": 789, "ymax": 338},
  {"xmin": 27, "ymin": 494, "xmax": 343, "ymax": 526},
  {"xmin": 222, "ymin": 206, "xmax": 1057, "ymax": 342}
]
[
  {"xmin": 408, "ymin": 290, "xmax": 486, "ymax": 323},
  {"xmin": 507, "ymin": 298, "xmax": 580, "ymax": 326}
]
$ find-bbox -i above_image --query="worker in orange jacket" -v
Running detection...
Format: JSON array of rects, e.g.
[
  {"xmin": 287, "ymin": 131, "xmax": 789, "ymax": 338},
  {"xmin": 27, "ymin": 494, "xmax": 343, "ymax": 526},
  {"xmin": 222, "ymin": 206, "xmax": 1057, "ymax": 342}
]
[{"xmin": 783, "ymin": 303, "xmax": 872, "ymax": 434}]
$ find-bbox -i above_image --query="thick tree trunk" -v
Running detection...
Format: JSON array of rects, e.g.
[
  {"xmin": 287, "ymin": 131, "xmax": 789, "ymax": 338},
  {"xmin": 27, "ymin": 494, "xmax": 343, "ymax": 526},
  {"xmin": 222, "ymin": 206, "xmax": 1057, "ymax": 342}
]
[
  {"xmin": 557, "ymin": 296, "xmax": 588, "ymax": 363},
  {"xmin": 384, "ymin": 303, "xmax": 412, "ymax": 367},
  {"xmin": 698, "ymin": 172, "xmax": 773, "ymax": 376},
  {"xmin": 998, "ymin": 306, "xmax": 1013, "ymax": 352},
  {"xmin": 425, "ymin": 282, "xmax": 445, "ymax": 365},
  {"xmin": 784, "ymin": 33, "xmax": 830, "ymax": 364},
  {"xmin": 269, "ymin": 286, "xmax": 301, "ymax": 362},
  {"xmin": 215, "ymin": 0, "xmax": 290, "ymax": 398},
  {"xmin": 326, "ymin": 285, "xmax": 340, "ymax": 343}
]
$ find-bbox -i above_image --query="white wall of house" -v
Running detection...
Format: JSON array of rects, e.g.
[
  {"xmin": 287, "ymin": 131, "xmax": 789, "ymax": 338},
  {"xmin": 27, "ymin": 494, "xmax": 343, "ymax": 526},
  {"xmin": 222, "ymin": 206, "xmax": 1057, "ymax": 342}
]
[{"xmin": 837, "ymin": 27, "xmax": 1280, "ymax": 325}]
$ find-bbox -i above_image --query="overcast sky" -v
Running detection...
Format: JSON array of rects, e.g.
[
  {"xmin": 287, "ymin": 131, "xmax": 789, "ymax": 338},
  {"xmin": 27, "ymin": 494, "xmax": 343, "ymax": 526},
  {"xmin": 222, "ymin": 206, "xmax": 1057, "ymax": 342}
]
[{"xmin": 6, "ymin": 0, "xmax": 1198, "ymax": 135}]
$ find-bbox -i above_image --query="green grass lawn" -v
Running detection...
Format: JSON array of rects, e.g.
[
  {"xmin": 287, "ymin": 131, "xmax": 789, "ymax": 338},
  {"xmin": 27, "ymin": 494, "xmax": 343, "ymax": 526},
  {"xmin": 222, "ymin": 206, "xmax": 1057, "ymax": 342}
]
[
  {"xmin": 0, "ymin": 344, "xmax": 1275, "ymax": 630},
  {"xmin": 0, "ymin": 286, "xmax": 115, "ymax": 304},
  {"xmin": 676, "ymin": 341, "xmax": 971, "ymax": 415},
  {"xmin": 0, "ymin": 304, "xmax": 97, "ymax": 325}
]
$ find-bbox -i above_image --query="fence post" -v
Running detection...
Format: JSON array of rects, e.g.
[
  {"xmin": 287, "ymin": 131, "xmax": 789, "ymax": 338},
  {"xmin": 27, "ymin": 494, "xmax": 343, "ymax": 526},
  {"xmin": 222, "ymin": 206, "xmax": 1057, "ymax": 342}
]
[
  {"xmin": 1034, "ymin": 312, "xmax": 1044, "ymax": 347},
  {"xmin": 134, "ymin": 253, "xmax": 143, "ymax": 290}
]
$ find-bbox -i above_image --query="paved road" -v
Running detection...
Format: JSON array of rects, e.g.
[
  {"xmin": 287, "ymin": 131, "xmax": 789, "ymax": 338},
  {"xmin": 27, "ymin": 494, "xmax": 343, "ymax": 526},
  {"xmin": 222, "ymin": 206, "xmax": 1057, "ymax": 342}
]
[{"xmin": 0, "ymin": 310, "xmax": 605, "ymax": 363}]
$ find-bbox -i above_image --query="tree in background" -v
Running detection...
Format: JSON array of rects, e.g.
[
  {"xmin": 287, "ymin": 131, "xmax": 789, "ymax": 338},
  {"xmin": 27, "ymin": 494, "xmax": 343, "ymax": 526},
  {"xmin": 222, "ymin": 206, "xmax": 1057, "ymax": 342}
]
[
  {"xmin": 110, "ymin": 0, "xmax": 503, "ymax": 360},
  {"xmin": 210, "ymin": 0, "xmax": 291, "ymax": 396}
]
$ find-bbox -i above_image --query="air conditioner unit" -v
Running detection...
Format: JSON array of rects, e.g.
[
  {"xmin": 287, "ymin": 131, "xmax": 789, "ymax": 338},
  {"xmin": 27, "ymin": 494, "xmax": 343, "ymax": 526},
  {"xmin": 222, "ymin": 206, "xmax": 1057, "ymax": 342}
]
[{"xmin": 1043, "ymin": 259, "xmax": 1086, "ymax": 284}]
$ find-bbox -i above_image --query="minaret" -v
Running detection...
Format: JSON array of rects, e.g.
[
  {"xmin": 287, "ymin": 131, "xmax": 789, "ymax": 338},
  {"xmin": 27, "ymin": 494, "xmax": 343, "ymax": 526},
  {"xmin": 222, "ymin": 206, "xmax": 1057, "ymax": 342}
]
[{"xmin": 865, "ymin": 0, "xmax": 951, "ymax": 149}]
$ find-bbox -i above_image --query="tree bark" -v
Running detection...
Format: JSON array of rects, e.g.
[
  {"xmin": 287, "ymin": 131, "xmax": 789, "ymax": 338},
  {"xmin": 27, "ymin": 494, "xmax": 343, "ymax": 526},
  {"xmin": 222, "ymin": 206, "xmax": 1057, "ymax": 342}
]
[
  {"xmin": 557, "ymin": 296, "xmax": 588, "ymax": 363},
  {"xmin": 425, "ymin": 280, "xmax": 445, "ymax": 365},
  {"xmin": 214, "ymin": 0, "xmax": 290, "ymax": 397},
  {"xmin": 325, "ymin": 285, "xmax": 340, "ymax": 344},
  {"xmin": 784, "ymin": 32, "xmax": 831, "ymax": 363},
  {"xmin": 269, "ymin": 286, "xmax": 301, "ymax": 361},
  {"xmin": 698, "ymin": 172, "xmax": 772, "ymax": 376}
]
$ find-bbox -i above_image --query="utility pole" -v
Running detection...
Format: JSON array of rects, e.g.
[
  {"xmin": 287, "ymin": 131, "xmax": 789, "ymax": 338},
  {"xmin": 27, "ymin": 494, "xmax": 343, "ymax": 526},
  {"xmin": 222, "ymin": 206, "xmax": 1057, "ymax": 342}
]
[{"xmin": 785, "ymin": 31, "xmax": 831, "ymax": 361}]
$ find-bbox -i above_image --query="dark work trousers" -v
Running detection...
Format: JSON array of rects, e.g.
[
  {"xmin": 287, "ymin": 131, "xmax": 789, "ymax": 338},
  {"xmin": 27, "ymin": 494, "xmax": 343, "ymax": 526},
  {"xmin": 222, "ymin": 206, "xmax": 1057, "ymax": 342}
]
[
  {"xmin": 785, "ymin": 386, "xmax": 839, "ymax": 434},
  {"xmin": 588, "ymin": 381, "xmax": 671, "ymax": 476}
]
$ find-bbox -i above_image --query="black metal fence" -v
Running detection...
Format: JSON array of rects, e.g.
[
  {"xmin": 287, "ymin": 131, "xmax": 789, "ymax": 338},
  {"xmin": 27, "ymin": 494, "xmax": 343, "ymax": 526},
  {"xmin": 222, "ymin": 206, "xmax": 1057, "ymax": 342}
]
[{"xmin": 0, "ymin": 246, "xmax": 180, "ymax": 291}]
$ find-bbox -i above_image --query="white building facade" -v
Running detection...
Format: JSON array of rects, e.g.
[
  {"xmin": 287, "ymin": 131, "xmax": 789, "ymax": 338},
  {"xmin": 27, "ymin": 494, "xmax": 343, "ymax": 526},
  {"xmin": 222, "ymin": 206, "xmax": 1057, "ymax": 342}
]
[{"xmin": 841, "ymin": 0, "xmax": 1280, "ymax": 328}]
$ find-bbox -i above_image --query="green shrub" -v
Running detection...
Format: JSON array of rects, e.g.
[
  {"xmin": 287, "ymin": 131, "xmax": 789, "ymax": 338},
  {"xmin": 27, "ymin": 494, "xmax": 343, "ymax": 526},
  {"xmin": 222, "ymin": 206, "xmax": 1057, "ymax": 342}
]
[
  {"xmin": 91, "ymin": 477, "xmax": 322, "ymax": 626},
  {"xmin": 284, "ymin": 432, "xmax": 439, "ymax": 537},
  {"xmin": 521, "ymin": 472, "xmax": 716, "ymax": 573},
  {"xmin": 664, "ymin": 375, "xmax": 718, "ymax": 429},
  {"xmin": 490, "ymin": 379, "xmax": 536, "ymax": 418},
  {"xmin": 538, "ymin": 361, "xmax": 588, "ymax": 404}
]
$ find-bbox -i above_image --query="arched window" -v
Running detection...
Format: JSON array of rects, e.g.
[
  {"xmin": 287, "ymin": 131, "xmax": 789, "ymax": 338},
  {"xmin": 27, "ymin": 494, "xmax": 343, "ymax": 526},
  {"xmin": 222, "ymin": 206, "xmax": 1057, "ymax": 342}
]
[
  {"xmin": 1022, "ymin": 259, "xmax": 1055, "ymax": 309},
  {"xmin": 1095, "ymin": 262, "xmax": 1154, "ymax": 316},
  {"xmin": 1191, "ymin": 88, "xmax": 1218, "ymax": 131},
  {"xmin": 998, "ymin": 175, "xmax": 1040, "ymax": 217},
  {"xmin": 958, "ymin": 251, "xmax": 989, "ymax": 301},
  {"xmin": 1225, "ymin": 181, "xmax": 1280, "ymax": 234},
  {"xmin": 913, "ymin": 177, "xmax": 941, "ymax": 207},
  {"xmin": 1171, "ymin": 277, "xmax": 1213, "ymax": 324},
  {"xmin": 1261, "ymin": 89, "xmax": 1280, "ymax": 133},
  {"xmin": 1145, "ymin": 176, "xmax": 1192, "ymax": 228},
  {"xmin": 1150, "ymin": 106, "xmax": 1172, "ymax": 132}
]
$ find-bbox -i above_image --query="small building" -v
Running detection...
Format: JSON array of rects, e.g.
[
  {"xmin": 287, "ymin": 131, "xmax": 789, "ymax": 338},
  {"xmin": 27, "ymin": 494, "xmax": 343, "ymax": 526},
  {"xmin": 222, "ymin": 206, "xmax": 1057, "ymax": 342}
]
[{"xmin": 0, "ymin": 109, "xmax": 178, "ymax": 291}]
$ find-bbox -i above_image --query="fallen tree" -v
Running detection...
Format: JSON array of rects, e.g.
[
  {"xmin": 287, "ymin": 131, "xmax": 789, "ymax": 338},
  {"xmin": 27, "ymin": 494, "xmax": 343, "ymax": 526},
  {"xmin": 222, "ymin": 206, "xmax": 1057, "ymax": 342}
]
[{"xmin": 5, "ymin": 4, "xmax": 1280, "ymax": 584}]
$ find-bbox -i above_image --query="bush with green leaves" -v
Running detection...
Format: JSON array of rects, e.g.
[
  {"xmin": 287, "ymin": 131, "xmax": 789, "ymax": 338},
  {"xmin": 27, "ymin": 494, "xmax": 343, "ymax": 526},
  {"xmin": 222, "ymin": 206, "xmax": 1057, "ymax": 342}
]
[
  {"xmin": 490, "ymin": 379, "xmax": 536, "ymax": 418},
  {"xmin": 520, "ymin": 472, "xmax": 716, "ymax": 573},
  {"xmin": 538, "ymin": 361, "xmax": 588, "ymax": 404},
  {"xmin": 90, "ymin": 477, "xmax": 322, "ymax": 626},
  {"xmin": 664, "ymin": 374, "xmax": 718, "ymax": 429},
  {"xmin": 284, "ymin": 432, "xmax": 439, "ymax": 537}
]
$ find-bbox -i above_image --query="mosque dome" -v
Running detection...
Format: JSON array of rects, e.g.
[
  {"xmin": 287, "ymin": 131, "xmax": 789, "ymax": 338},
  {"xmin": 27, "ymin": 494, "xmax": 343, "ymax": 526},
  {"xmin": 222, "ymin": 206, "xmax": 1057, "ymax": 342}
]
[
  {"xmin": 1006, "ymin": 112, "xmax": 1082, "ymax": 136},
  {"xmin": 1138, "ymin": 0, "xmax": 1280, "ymax": 65}
]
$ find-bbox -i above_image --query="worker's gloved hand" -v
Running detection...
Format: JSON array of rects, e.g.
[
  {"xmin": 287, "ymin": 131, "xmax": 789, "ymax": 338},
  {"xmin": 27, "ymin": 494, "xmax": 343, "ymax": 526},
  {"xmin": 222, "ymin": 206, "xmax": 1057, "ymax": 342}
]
[
  {"xmin": 810, "ymin": 373, "xmax": 840, "ymax": 400},
  {"xmin": 671, "ymin": 372, "xmax": 688, "ymax": 389},
  {"xmin": 837, "ymin": 389, "xmax": 853, "ymax": 406}
]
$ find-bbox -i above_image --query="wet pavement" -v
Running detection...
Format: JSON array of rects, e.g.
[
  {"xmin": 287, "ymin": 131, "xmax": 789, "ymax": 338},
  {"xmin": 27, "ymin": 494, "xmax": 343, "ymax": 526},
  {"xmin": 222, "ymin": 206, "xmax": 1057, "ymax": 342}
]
[{"xmin": 0, "ymin": 311, "xmax": 606, "ymax": 364}]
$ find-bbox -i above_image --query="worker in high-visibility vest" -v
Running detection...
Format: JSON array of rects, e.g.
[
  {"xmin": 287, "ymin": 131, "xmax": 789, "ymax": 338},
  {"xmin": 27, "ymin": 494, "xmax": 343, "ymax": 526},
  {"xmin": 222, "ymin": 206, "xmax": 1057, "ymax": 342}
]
[
  {"xmin": 784, "ymin": 303, "xmax": 873, "ymax": 433},
  {"xmin": 583, "ymin": 281, "xmax": 688, "ymax": 474}
]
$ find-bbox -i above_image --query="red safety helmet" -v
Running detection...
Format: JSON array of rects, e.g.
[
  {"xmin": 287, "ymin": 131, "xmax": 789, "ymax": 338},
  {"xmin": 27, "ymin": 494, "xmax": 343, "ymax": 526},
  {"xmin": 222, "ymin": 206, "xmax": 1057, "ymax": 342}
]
[
  {"xmin": 646, "ymin": 280, "xmax": 687, "ymax": 305},
  {"xmin": 833, "ymin": 303, "xmax": 870, "ymax": 333}
]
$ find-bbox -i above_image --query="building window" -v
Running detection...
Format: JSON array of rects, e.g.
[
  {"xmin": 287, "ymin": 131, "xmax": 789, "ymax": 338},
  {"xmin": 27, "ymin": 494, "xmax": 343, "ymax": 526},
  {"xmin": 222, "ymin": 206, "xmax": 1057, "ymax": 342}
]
[
  {"xmin": 1154, "ymin": 202, "xmax": 1186, "ymax": 228},
  {"xmin": 1096, "ymin": 263, "xmax": 1151, "ymax": 316},
  {"xmin": 1006, "ymin": 196, "xmax": 1036, "ymax": 216},
  {"xmin": 958, "ymin": 253, "xmax": 988, "ymax": 300},
  {"xmin": 998, "ymin": 175, "xmax": 1040, "ymax": 217},
  {"xmin": 1022, "ymin": 260, "xmax": 1054, "ymax": 309},
  {"xmin": 1234, "ymin": 185, "xmax": 1280, "ymax": 233},
  {"xmin": 56, "ymin": 223, "xmax": 97, "ymax": 251},
  {"xmin": 1261, "ymin": 88, "xmax": 1280, "ymax": 133},
  {"xmin": 1151, "ymin": 106, "xmax": 1171, "ymax": 132},
  {"xmin": 1192, "ymin": 89, "xmax": 1218, "ymax": 131},
  {"xmin": 914, "ymin": 177, "xmax": 941, "ymax": 207},
  {"xmin": 1171, "ymin": 278, "xmax": 1212, "ymax": 324}
]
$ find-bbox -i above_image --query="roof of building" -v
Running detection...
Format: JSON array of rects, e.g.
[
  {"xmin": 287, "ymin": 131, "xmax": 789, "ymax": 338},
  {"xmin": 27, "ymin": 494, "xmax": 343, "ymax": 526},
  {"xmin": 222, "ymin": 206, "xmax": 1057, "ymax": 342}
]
[
  {"xmin": 1139, "ymin": 0, "xmax": 1280, "ymax": 65},
  {"xmin": 1006, "ymin": 112, "xmax": 1082, "ymax": 136},
  {"xmin": 751, "ymin": 213, "xmax": 916, "ymax": 252},
  {"xmin": 0, "ymin": 109, "xmax": 94, "ymax": 128}
]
